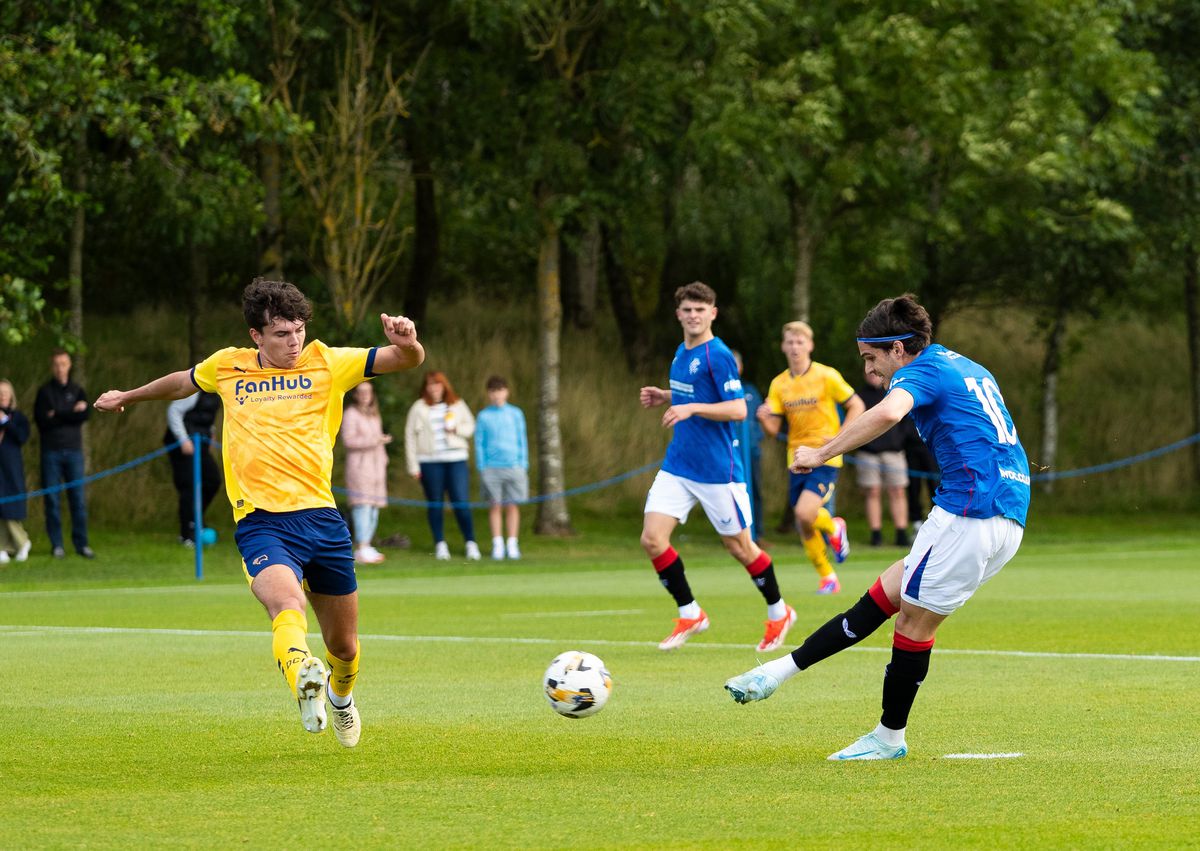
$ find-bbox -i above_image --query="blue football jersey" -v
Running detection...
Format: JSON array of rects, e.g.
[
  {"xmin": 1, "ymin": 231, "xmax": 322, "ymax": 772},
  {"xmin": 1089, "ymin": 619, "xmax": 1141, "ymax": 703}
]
[
  {"xmin": 888, "ymin": 344, "xmax": 1030, "ymax": 525},
  {"xmin": 661, "ymin": 336, "xmax": 746, "ymax": 484}
]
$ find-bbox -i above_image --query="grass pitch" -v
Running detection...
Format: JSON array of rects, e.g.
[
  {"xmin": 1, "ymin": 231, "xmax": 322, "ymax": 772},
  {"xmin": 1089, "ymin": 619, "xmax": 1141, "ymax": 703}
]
[{"xmin": 2, "ymin": 513, "xmax": 1198, "ymax": 849}]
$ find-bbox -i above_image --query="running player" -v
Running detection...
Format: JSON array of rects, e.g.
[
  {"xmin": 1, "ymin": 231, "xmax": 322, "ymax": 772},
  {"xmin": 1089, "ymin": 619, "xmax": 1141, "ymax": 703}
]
[
  {"xmin": 757, "ymin": 321, "xmax": 865, "ymax": 593},
  {"xmin": 95, "ymin": 278, "xmax": 424, "ymax": 747},
  {"xmin": 725, "ymin": 294, "xmax": 1030, "ymax": 761},
  {"xmin": 640, "ymin": 282, "xmax": 796, "ymax": 653}
]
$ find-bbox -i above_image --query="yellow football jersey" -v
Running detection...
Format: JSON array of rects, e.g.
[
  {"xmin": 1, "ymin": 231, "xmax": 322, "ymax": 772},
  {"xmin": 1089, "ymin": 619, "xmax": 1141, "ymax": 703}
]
[
  {"xmin": 192, "ymin": 341, "xmax": 375, "ymax": 522},
  {"xmin": 766, "ymin": 362, "xmax": 856, "ymax": 467}
]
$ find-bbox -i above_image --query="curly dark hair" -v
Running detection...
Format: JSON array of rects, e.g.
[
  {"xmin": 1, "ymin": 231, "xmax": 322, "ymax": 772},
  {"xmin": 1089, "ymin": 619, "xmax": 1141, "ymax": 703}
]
[
  {"xmin": 242, "ymin": 278, "xmax": 313, "ymax": 331},
  {"xmin": 674, "ymin": 281, "xmax": 717, "ymax": 307},
  {"xmin": 856, "ymin": 293, "xmax": 932, "ymax": 354}
]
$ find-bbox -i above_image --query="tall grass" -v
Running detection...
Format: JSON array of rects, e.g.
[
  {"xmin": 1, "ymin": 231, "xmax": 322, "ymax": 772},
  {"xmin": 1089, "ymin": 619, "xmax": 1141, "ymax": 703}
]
[{"xmin": 0, "ymin": 295, "xmax": 1193, "ymax": 539}]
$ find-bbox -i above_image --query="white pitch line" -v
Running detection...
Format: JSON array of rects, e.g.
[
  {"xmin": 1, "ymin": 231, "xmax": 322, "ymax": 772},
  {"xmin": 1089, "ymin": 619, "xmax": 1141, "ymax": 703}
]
[
  {"xmin": 0, "ymin": 624, "xmax": 1197, "ymax": 663},
  {"xmin": 942, "ymin": 753, "xmax": 1024, "ymax": 759}
]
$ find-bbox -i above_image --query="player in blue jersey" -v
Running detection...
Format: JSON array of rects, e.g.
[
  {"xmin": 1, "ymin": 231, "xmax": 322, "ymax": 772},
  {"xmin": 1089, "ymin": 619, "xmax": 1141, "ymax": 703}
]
[
  {"xmin": 640, "ymin": 282, "xmax": 797, "ymax": 653},
  {"xmin": 724, "ymin": 294, "xmax": 1030, "ymax": 761}
]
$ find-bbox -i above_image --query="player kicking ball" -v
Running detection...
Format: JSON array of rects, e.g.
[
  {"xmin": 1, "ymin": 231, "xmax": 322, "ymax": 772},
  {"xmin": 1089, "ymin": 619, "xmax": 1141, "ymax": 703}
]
[
  {"xmin": 96, "ymin": 279, "xmax": 424, "ymax": 746},
  {"xmin": 724, "ymin": 294, "xmax": 1029, "ymax": 761},
  {"xmin": 640, "ymin": 282, "xmax": 797, "ymax": 654}
]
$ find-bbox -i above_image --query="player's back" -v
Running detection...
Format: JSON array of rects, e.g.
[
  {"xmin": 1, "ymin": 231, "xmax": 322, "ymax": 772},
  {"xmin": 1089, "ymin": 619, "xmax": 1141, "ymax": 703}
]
[{"xmin": 891, "ymin": 344, "xmax": 1029, "ymax": 525}]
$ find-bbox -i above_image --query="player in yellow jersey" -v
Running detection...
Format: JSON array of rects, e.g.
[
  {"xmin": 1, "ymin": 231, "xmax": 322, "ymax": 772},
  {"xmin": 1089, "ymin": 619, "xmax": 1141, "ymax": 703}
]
[
  {"xmin": 94, "ymin": 279, "xmax": 424, "ymax": 747},
  {"xmin": 757, "ymin": 321, "xmax": 864, "ymax": 593}
]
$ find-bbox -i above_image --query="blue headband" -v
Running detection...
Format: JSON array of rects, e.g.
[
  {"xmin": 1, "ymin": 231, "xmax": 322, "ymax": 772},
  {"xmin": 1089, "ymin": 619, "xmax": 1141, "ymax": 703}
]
[{"xmin": 856, "ymin": 333, "xmax": 915, "ymax": 344}]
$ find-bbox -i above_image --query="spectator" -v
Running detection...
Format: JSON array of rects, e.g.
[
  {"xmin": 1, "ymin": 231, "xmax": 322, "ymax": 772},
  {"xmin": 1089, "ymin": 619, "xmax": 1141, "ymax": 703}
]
[
  {"xmin": 404, "ymin": 371, "xmax": 480, "ymax": 561},
  {"xmin": 732, "ymin": 351, "xmax": 766, "ymax": 545},
  {"xmin": 34, "ymin": 349, "xmax": 93, "ymax": 558},
  {"xmin": 342, "ymin": 381, "xmax": 392, "ymax": 564},
  {"xmin": 164, "ymin": 391, "xmax": 222, "ymax": 547},
  {"xmin": 0, "ymin": 379, "xmax": 32, "ymax": 563},
  {"xmin": 904, "ymin": 420, "xmax": 940, "ymax": 532},
  {"xmin": 474, "ymin": 375, "xmax": 529, "ymax": 560},
  {"xmin": 855, "ymin": 364, "xmax": 910, "ymax": 547}
]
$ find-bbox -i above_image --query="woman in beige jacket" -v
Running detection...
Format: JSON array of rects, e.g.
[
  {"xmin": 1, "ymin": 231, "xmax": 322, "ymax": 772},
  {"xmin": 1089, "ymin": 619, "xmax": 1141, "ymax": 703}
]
[
  {"xmin": 404, "ymin": 371, "xmax": 479, "ymax": 561},
  {"xmin": 342, "ymin": 381, "xmax": 391, "ymax": 563}
]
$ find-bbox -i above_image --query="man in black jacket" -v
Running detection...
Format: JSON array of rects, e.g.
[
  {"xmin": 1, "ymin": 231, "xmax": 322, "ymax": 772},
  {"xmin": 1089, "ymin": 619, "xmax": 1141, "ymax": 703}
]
[{"xmin": 35, "ymin": 349, "xmax": 94, "ymax": 558}]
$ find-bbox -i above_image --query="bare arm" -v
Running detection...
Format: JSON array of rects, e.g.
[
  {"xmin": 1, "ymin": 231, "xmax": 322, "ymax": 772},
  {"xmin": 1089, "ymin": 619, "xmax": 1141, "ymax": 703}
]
[
  {"xmin": 840, "ymin": 393, "xmax": 867, "ymax": 427},
  {"xmin": 661, "ymin": 397, "xmax": 746, "ymax": 429},
  {"xmin": 95, "ymin": 370, "xmax": 197, "ymax": 413},
  {"xmin": 756, "ymin": 402, "xmax": 782, "ymax": 438},
  {"xmin": 640, "ymin": 386, "xmax": 671, "ymax": 408},
  {"xmin": 791, "ymin": 389, "xmax": 914, "ymax": 472},
  {"xmin": 370, "ymin": 313, "xmax": 426, "ymax": 374}
]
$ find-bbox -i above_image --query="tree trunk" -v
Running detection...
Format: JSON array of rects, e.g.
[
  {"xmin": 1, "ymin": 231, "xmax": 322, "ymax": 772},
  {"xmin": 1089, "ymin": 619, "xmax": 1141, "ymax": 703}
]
[
  {"xmin": 575, "ymin": 215, "xmax": 600, "ymax": 329},
  {"xmin": 790, "ymin": 192, "xmax": 814, "ymax": 323},
  {"xmin": 69, "ymin": 128, "xmax": 87, "ymax": 385},
  {"xmin": 405, "ymin": 147, "xmax": 438, "ymax": 325},
  {"xmin": 534, "ymin": 195, "xmax": 573, "ymax": 535},
  {"xmin": 260, "ymin": 141, "xmax": 284, "ymax": 278},
  {"xmin": 600, "ymin": 223, "xmax": 653, "ymax": 371},
  {"xmin": 188, "ymin": 237, "xmax": 208, "ymax": 366},
  {"xmin": 1186, "ymin": 245, "xmax": 1200, "ymax": 484},
  {"xmin": 1039, "ymin": 307, "xmax": 1067, "ymax": 495}
]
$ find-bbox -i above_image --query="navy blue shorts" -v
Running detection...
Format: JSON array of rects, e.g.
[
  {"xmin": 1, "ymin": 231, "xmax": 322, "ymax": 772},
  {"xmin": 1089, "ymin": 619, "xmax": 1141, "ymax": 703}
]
[
  {"xmin": 788, "ymin": 465, "xmax": 839, "ymax": 508},
  {"xmin": 234, "ymin": 507, "xmax": 357, "ymax": 596}
]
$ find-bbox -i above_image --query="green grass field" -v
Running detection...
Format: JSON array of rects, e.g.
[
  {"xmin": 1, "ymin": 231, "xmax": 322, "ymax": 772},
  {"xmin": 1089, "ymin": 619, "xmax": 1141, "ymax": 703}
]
[{"xmin": 3, "ymin": 513, "xmax": 1198, "ymax": 849}]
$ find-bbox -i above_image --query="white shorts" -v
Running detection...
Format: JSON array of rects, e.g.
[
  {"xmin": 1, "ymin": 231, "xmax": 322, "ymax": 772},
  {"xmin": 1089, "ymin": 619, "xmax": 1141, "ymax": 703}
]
[
  {"xmin": 901, "ymin": 505, "xmax": 1024, "ymax": 615},
  {"xmin": 644, "ymin": 470, "xmax": 752, "ymax": 538}
]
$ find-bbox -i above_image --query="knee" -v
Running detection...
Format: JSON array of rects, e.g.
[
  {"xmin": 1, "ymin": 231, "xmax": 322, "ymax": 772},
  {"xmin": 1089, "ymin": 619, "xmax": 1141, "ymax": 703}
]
[{"xmin": 640, "ymin": 530, "xmax": 668, "ymax": 558}]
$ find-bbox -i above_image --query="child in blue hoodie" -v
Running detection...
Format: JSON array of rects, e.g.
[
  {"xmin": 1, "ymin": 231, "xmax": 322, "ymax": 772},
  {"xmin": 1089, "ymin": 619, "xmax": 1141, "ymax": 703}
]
[{"xmin": 474, "ymin": 375, "xmax": 529, "ymax": 559}]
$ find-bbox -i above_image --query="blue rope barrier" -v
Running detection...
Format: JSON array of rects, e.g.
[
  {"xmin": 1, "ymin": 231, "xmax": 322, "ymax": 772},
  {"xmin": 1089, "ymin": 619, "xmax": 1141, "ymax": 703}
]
[{"xmin": 3, "ymin": 431, "xmax": 1199, "ymax": 511}]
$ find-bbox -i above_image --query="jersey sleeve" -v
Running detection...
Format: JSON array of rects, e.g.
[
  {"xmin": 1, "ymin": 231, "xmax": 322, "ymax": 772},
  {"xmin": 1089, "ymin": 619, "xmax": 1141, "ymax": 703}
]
[
  {"xmin": 709, "ymin": 347, "xmax": 743, "ymax": 402},
  {"xmin": 765, "ymin": 375, "xmax": 785, "ymax": 415},
  {"xmin": 826, "ymin": 368, "xmax": 856, "ymax": 405},
  {"xmin": 888, "ymin": 359, "xmax": 940, "ymax": 409},
  {"xmin": 192, "ymin": 348, "xmax": 236, "ymax": 393},
  {"xmin": 323, "ymin": 344, "xmax": 373, "ymax": 394}
]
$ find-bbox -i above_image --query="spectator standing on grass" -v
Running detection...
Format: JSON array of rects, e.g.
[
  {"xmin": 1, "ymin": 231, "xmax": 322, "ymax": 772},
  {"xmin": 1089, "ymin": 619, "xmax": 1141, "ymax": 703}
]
[
  {"xmin": 35, "ymin": 349, "xmax": 94, "ymax": 559},
  {"xmin": 0, "ymin": 379, "xmax": 33, "ymax": 563},
  {"xmin": 342, "ymin": 381, "xmax": 392, "ymax": 565},
  {"xmin": 726, "ymin": 294, "xmax": 1029, "ymax": 762},
  {"xmin": 405, "ymin": 371, "xmax": 480, "ymax": 562},
  {"xmin": 95, "ymin": 277, "xmax": 426, "ymax": 748},
  {"xmin": 164, "ymin": 391, "xmax": 222, "ymax": 547},
  {"xmin": 474, "ymin": 375, "xmax": 528, "ymax": 560},
  {"xmin": 855, "ymin": 363, "xmax": 910, "ymax": 548},
  {"xmin": 757, "ymin": 321, "xmax": 865, "ymax": 594},
  {"xmin": 639, "ymin": 281, "xmax": 797, "ymax": 655}
]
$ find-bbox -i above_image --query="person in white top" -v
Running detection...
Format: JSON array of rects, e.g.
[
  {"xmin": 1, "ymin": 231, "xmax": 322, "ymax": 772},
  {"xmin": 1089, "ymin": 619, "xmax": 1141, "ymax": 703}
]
[
  {"xmin": 342, "ymin": 381, "xmax": 392, "ymax": 564},
  {"xmin": 404, "ymin": 371, "xmax": 480, "ymax": 561}
]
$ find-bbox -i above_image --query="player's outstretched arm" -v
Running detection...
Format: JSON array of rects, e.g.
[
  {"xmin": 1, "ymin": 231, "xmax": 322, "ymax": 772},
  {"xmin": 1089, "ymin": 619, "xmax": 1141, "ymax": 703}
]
[
  {"xmin": 792, "ymin": 388, "xmax": 913, "ymax": 472},
  {"xmin": 372, "ymin": 313, "xmax": 426, "ymax": 374},
  {"xmin": 94, "ymin": 370, "xmax": 196, "ymax": 413}
]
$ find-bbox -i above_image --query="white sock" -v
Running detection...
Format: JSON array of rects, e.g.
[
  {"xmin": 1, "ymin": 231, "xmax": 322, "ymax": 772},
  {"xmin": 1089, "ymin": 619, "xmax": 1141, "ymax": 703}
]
[
  {"xmin": 492, "ymin": 536, "xmax": 503, "ymax": 547},
  {"xmin": 678, "ymin": 601, "xmax": 702, "ymax": 619},
  {"xmin": 766, "ymin": 600, "xmax": 787, "ymax": 621},
  {"xmin": 328, "ymin": 689, "xmax": 353, "ymax": 709},
  {"xmin": 760, "ymin": 654, "xmax": 800, "ymax": 683},
  {"xmin": 873, "ymin": 722, "xmax": 906, "ymax": 747},
  {"xmin": 506, "ymin": 536, "xmax": 519, "ymax": 548}
]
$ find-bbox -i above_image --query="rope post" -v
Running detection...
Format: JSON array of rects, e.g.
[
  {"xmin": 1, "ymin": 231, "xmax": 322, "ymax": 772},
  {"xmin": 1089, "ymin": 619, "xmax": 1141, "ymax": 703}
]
[{"xmin": 193, "ymin": 432, "xmax": 204, "ymax": 581}]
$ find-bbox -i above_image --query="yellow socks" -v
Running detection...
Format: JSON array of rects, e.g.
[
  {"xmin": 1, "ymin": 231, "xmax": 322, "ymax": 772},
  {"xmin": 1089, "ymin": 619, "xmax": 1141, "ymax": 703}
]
[
  {"xmin": 326, "ymin": 642, "xmax": 360, "ymax": 704},
  {"xmin": 814, "ymin": 507, "xmax": 836, "ymax": 537},
  {"xmin": 271, "ymin": 609, "xmax": 311, "ymax": 697},
  {"xmin": 803, "ymin": 530, "xmax": 836, "ymax": 579}
]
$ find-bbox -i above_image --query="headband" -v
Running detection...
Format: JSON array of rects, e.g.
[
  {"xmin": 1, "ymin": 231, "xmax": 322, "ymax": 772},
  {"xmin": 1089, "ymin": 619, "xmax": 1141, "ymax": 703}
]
[{"xmin": 856, "ymin": 333, "xmax": 915, "ymax": 344}]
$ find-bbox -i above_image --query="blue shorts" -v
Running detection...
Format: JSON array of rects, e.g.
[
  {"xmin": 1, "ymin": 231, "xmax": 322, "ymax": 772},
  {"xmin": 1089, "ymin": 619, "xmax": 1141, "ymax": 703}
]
[
  {"xmin": 234, "ymin": 507, "xmax": 357, "ymax": 596},
  {"xmin": 788, "ymin": 465, "xmax": 839, "ymax": 508}
]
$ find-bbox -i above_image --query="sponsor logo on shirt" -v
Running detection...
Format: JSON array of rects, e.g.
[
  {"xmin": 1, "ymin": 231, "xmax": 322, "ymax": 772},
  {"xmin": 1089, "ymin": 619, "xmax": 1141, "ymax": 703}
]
[
  {"xmin": 998, "ymin": 467, "xmax": 1031, "ymax": 486},
  {"xmin": 669, "ymin": 379, "xmax": 695, "ymax": 395},
  {"xmin": 234, "ymin": 374, "xmax": 314, "ymax": 406}
]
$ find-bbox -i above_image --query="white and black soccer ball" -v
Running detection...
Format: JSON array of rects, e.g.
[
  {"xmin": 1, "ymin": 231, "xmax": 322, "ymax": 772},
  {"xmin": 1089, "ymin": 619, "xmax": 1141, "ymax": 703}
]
[{"xmin": 543, "ymin": 651, "xmax": 612, "ymax": 718}]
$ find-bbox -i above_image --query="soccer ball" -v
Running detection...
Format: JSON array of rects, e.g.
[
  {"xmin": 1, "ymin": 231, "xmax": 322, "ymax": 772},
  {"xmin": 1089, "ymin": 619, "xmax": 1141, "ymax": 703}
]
[{"xmin": 543, "ymin": 651, "xmax": 612, "ymax": 718}]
